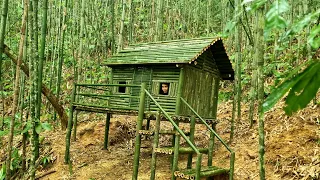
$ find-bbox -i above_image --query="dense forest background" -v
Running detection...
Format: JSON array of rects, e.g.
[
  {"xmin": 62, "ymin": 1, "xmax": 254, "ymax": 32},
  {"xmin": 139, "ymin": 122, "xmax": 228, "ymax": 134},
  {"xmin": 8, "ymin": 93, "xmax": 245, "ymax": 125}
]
[{"xmin": 0, "ymin": 0, "xmax": 319, "ymax": 179}]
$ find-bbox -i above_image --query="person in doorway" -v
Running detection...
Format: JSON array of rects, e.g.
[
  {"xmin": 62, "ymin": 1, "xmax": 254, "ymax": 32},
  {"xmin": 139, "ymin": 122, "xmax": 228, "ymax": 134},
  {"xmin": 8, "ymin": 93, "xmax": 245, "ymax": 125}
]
[{"xmin": 160, "ymin": 83, "xmax": 169, "ymax": 95}]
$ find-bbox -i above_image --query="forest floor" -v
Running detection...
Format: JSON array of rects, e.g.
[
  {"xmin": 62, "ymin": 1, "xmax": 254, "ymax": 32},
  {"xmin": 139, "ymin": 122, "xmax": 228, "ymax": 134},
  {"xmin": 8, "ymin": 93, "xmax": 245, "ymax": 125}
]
[
  {"xmin": 0, "ymin": 97, "xmax": 319, "ymax": 180},
  {"xmin": 29, "ymin": 97, "xmax": 319, "ymax": 180}
]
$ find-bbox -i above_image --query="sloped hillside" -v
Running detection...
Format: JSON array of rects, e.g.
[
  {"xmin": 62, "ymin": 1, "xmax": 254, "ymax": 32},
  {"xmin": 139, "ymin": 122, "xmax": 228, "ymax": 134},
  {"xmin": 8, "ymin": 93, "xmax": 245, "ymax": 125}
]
[{"xmin": 32, "ymin": 98, "xmax": 319, "ymax": 180}]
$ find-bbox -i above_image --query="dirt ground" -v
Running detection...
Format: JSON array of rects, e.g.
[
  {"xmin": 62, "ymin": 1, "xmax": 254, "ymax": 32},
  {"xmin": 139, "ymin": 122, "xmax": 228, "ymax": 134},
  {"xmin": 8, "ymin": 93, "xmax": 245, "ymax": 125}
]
[{"xmin": 30, "ymin": 98, "xmax": 319, "ymax": 180}]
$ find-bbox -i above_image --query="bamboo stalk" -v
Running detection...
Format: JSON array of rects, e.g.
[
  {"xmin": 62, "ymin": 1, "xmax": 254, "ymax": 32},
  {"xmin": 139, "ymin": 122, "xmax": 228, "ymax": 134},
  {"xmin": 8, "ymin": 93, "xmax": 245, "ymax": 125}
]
[
  {"xmin": 132, "ymin": 83, "xmax": 146, "ymax": 180},
  {"xmin": 76, "ymin": 93, "xmax": 140, "ymax": 99},
  {"xmin": 72, "ymin": 110, "xmax": 78, "ymax": 141},
  {"xmin": 187, "ymin": 115, "xmax": 196, "ymax": 169},
  {"xmin": 150, "ymin": 111, "xmax": 161, "ymax": 180},
  {"xmin": 103, "ymin": 113, "xmax": 111, "ymax": 149},
  {"xmin": 64, "ymin": 83, "xmax": 76, "ymax": 164},
  {"xmin": 195, "ymin": 154, "xmax": 202, "ymax": 180},
  {"xmin": 76, "ymin": 83, "xmax": 141, "ymax": 87},
  {"xmin": 172, "ymin": 133, "xmax": 181, "ymax": 180},
  {"xmin": 208, "ymin": 78, "xmax": 219, "ymax": 166},
  {"xmin": 229, "ymin": 152, "xmax": 235, "ymax": 180}
]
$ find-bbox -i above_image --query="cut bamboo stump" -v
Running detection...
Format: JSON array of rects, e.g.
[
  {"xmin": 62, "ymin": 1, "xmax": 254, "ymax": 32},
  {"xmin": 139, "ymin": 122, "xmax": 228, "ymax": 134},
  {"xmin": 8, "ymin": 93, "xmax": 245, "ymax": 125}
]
[{"xmin": 174, "ymin": 166, "xmax": 229, "ymax": 179}]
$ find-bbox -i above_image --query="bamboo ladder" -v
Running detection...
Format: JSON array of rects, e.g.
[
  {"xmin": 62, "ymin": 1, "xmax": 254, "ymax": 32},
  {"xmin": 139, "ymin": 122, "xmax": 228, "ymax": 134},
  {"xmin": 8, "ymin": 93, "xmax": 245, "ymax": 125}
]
[{"xmin": 132, "ymin": 83, "xmax": 235, "ymax": 180}]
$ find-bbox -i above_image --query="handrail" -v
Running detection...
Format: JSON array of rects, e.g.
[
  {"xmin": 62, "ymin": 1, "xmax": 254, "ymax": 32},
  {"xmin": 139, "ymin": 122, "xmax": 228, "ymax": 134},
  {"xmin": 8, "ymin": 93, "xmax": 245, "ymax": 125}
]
[
  {"xmin": 76, "ymin": 93, "xmax": 140, "ymax": 99},
  {"xmin": 144, "ymin": 90, "xmax": 201, "ymax": 155},
  {"xmin": 75, "ymin": 83, "xmax": 141, "ymax": 87},
  {"xmin": 180, "ymin": 97, "xmax": 235, "ymax": 180},
  {"xmin": 180, "ymin": 97, "xmax": 233, "ymax": 153}
]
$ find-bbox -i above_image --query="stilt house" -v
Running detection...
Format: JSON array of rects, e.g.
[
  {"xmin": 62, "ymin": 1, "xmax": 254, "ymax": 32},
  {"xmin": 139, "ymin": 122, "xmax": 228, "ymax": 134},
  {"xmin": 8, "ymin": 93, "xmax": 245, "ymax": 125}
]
[
  {"xmin": 103, "ymin": 37, "xmax": 234, "ymax": 118},
  {"xmin": 65, "ymin": 37, "xmax": 236, "ymax": 180}
]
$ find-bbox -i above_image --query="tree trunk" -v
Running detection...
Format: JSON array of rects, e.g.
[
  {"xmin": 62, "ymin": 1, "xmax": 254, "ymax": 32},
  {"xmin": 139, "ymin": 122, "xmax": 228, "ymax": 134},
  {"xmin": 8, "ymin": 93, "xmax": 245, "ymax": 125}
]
[
  {"xmin": 255, "ymin": 7, "xmax": 266, "ymax": 180},
  {"xmin": 155, "ymin": 0, "xmax": 164, "ymax": 41},
  {"xmin": 0, "ymin": 0, "xmax": 9, "ymax": 131},
  {"xmin": 5, "ymin": 0, "xmax": 28, "ymax": 179},
  {"xmin": 3, "ymin": 45, "xmax": 68, "ymax": 129},
  {"xmin": 235, "ymin": 0, "xmax": 242, "ymax": 121}
]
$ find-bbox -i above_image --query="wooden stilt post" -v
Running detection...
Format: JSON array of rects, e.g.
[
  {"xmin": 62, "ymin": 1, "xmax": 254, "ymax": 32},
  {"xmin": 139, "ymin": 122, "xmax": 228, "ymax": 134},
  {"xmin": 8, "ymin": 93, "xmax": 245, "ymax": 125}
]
[
  {"xmin": 104, "ymin": 113, "xmax": 111, "ymax": 149},
  {"xmin": 172, "ymin": 133, "xmax": 181, "ymax": 180},
  {"xmin": 65, "ymin": 83, "xmax": 76, "ymax": 164},
  {"xmin": 208, "ymin": 78, "xmax": 219, "ymax": 166},
  {"xmin": 195, "ymin": 154, "xmax": 202, "ymax": 180},
  {"xmin": 132, "ymin": 83, "xmax": 146, "ymax": 180},
  {"xmin": 171, "ymin": 66, "xmax": 185, "ymax": 170},
  {"xmin": 150, "ymin": 111, "xmax": 161, "ymax": 180},
  {"xmin": 146, "ymin": 119, "xmax": 150, "ymax": 130},
  {"xmin": 187, "ymin": 115, "xmax": 196, "ymax": 169}
]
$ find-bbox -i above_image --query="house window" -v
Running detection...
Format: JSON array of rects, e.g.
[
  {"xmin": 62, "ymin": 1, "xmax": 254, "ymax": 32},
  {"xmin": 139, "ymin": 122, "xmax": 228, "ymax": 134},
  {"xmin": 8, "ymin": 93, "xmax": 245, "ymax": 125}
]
[
  {"xmin": 159, "ymin": 83, "xmax": 170, "ymax": 95},
  {"xmin": 118, "ymin": 81, "xmax": 127, "ymax": 93}
]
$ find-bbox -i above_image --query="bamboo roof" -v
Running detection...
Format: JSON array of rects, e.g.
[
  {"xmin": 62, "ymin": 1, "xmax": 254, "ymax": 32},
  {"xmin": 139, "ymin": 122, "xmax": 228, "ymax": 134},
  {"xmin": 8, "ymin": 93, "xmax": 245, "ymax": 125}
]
[{"xmin": 103, "ymin": 37, "xmax": 234, "ymax": 80}]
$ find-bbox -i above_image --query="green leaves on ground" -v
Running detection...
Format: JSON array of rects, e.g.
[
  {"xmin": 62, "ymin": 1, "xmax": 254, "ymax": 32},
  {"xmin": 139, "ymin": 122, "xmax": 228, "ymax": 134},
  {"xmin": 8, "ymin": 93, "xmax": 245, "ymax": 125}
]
[
  {"xmin": 35, "ymin": 122, "xmax": 53, "ymax": 134},
  {"xmin": 263, "ymin": 61, "xmax": 320, "ymax": 115}
]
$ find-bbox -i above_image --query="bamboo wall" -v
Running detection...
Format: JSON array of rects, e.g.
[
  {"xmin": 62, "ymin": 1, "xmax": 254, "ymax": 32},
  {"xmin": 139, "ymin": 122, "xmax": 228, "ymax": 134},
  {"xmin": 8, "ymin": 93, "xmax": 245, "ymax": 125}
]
[
  {"xmin": 110, "ymin": 65, "xmax": 180, "ymax": 113},
  {"xmin": 110, "ymin": 67, "xmax": 135, "ymax": 108},
  {"xmin": 148, "ymin": 66, "xmax": 180, "ymax": 114},
  {"xmin": 180, "ymin": 49, "xmax": 220, "ymax": 118}
]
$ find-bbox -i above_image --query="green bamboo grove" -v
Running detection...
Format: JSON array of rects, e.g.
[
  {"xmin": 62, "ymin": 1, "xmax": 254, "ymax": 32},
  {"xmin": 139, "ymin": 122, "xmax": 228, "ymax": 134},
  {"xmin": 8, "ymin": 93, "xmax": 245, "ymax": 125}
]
[{"xmin": 0, "ymin": 0, "xmax": 318, "ymax": 179}]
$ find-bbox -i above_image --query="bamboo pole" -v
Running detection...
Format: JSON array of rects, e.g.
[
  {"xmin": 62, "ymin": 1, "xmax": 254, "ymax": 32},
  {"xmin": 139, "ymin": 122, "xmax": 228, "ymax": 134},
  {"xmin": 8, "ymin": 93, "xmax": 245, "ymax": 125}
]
[
  {"xmin": 132, "ymin": 83, "xmax": 146, "ymax": 180},
  {"xmin": 72, "ymin": 110, "xmax": 78, "ymax": 141},
  {"xmin": 64, "ymin": 83, "xmax": 76, "ymax": 164},
  {"xmin": 187, "ymin": 115, "xmax": 196, "ymax": 169},
  {"xmin": 5, "ymin": 0, "xmax": 28, "ymax": 178},
  {"xmin": 150, "ymin": 111, "xmax": 161, "ymax": 180},
  {"xmin": 229, "ymin": 152, "xmax": 235, "ymax": 180},
  {"xmin": 195, "ymin": 154, "xmax": 202, "ymax": 180},
  {"xmin": 104, "ymin": 113, "xmax": 111, "ymax": 149},
  {"xmin": 171, "ymin": 133, "xmax": 181, "ymax": 180},
  {"xmin": 208, "ymin": 78, "xmax": 219, "ymax": 165}
]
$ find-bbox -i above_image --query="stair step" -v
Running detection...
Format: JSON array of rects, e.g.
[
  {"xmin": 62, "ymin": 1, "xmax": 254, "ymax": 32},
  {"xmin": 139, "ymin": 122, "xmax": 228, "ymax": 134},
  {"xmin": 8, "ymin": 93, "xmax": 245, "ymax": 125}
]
[
  {"xmin": 154, "ymin": 147, "xmax": 208, "ymax": 155},
  {"xmin": 174, "ymin": 166, "xmax": 229, "ymax": 179},
  {"xmin": 138, "ymin": 130, "xmax": 190, "ymax": 136}
]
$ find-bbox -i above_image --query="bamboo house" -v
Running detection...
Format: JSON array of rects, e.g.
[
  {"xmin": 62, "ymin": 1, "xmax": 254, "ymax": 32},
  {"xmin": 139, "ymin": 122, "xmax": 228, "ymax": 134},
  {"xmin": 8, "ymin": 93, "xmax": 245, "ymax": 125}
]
[
  {"xmin": 103, "ymin": 37, "xmax": 234, "ymax": 118},
  {"xmin": 65, "ymin": 37, "xmax": 236, "ymax": 180}
]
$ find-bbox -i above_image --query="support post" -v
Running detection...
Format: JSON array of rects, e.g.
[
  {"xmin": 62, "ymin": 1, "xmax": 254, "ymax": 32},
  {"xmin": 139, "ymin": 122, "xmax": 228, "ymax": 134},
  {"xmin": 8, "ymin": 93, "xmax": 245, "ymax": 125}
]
[
  {"xmin": 229, "ymin": 151, "xmax": 235, "ymax": 180},
  {"xmin": 132, "ymin": 83, "xmax": 146, "ymax": 180},
  {"xmin": 171, "ymin": 133, "xmax": 180, "ymax": 180},
  {"xmin": 171, "ymin": 66, "xmax": 185, "ymax": 169},
  {"xmin": 104, "ymin": 113, "xmax": 111, "ymax": 149},
  {"xmin": 208, "ymin": 78, "xmax": 219, "ymax": 166},
  {"xmin": 146, "ymin": 119, "xmax": 150, "ymax": 130},
  {"xmin": 195, "ymin": 154, "xmax": 202, "ymax": 180},
  {"xmin": 175, "ymin": 67, "xmax": 185, "ymax": 115},
  {"xmin": 65, "ymin": 83, "xmax": 76, "ymax": 164},
  {"xmin": 187, "ymin": 115, "xmax": 196, "ymax": 169},
  {"xmin": 150, "ymin": 111, "xmax": 161, "ymax": 180}
]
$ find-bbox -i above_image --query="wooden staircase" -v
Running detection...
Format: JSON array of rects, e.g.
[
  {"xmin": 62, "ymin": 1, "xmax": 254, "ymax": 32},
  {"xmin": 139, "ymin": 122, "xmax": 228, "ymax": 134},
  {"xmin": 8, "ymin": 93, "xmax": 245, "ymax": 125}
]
[{"xmin": 132, "ymin": 84, "xmax": 235, "ymax": 180}]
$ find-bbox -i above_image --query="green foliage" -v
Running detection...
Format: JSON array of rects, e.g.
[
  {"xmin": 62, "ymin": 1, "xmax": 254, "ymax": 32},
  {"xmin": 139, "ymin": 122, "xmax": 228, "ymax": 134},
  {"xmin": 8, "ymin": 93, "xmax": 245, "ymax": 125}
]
[
  {"xmin": 0, "ymin": 164, "xmax": 5, "ymax": 180},
  {"xmin": 35, "ymin": 122, "xmax": 53, "ymax": 134},
  {"xmin": 308, "ymin": 24, "xmax": 320, "ymax": 49},
  {"xmin": 264, "ymin": 0, "xmax": 289, "ymax": 36},
  {"xmin": 242, "ymin": 0, "xmax": 267, "ymax": 11},
  {"xmin": 284, "ymin": 62, "xmax": 320, "ymax": 115},
  {"xmin": 263, "ymin": 61, "xmax": 320, "ymax": 115}
]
